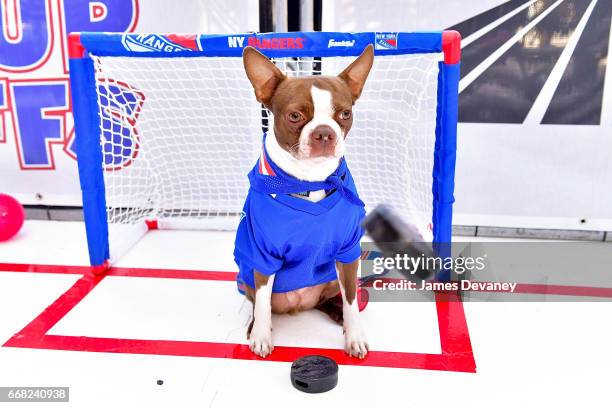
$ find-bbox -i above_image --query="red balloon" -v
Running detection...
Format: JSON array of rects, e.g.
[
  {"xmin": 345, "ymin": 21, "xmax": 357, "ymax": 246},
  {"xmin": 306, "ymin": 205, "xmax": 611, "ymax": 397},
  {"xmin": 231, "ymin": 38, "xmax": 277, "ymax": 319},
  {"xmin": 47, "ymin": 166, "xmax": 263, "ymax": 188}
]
[{"xmin": 0, "ymin": 194, "xmax": 25, "ymax": 241}]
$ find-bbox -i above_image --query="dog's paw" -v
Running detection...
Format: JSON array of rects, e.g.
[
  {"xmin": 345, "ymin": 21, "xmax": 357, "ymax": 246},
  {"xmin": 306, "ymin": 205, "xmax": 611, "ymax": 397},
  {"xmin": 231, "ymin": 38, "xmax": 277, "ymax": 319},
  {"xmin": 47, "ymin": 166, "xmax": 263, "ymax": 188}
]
[
  {"xmin": 344, "ymin": 326, "xmax": 369, "ymax": 359},
  {"xmin": 249, "ymin": 327, "xmax": 273, "ymax": 358}
]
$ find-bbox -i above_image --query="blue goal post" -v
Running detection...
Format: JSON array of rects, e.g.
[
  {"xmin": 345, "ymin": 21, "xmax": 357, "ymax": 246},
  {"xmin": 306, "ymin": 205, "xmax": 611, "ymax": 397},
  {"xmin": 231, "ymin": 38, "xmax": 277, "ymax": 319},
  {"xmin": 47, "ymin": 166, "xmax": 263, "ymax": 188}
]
[{"xmin": 68, "ymin": 31, "xmax": 460, "ymax": 271}]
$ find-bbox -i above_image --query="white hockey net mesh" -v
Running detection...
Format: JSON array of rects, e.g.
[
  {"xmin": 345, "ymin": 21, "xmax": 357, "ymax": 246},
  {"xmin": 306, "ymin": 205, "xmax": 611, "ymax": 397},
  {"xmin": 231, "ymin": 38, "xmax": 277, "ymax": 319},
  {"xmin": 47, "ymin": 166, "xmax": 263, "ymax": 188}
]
[{"xmin": 91, "ymin": 52, "xmax": 441, "ymax": 258}]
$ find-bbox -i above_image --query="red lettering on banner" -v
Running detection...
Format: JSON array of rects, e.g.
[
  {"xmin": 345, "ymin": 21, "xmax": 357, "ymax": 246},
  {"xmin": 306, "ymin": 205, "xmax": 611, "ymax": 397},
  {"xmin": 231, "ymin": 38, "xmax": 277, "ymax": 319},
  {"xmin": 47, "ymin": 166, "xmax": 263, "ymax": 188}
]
[{"xmin": 247, "ymin": 37, "xmax": 305, "ymax": 49}]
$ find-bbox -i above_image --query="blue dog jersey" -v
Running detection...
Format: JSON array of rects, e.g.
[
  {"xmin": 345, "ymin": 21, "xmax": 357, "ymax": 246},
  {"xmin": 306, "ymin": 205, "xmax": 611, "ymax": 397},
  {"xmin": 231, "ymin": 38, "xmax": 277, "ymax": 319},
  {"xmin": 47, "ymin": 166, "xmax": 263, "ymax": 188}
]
[{"xmin": 234, "ymin": 136, "xmax": 366, "ymax": 293}]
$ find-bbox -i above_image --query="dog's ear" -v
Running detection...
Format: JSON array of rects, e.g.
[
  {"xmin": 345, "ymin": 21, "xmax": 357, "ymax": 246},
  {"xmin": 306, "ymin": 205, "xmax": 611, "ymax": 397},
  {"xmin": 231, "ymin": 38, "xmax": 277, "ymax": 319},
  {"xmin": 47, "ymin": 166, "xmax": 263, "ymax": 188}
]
[
  {"xmin": 243, "ymin": 46, "xmax": 286, "ymax": 107},
  {"xmin": 338, "ymin": 44, "xmax": 374, "ymax": 103}
]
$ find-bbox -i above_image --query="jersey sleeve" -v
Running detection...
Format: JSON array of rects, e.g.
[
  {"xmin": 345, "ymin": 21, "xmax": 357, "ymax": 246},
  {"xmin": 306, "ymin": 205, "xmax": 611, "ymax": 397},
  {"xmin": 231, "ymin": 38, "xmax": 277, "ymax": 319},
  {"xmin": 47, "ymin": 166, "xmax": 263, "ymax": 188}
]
[
  {"xmin": 336, "ymin": 207, "xmax": 366, "ymax": 264},
  {"xmin": 233, "ymin": 198, "xmax": 283, "ymax": 276}
]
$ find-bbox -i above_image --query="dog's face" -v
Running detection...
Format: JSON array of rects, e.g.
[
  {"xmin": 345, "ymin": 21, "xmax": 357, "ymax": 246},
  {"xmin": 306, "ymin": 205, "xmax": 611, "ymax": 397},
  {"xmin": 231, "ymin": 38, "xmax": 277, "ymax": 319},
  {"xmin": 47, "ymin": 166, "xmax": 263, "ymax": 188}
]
[{"xmin": 243, "ymin": 45, "xmax": 374, "ymax": 165}]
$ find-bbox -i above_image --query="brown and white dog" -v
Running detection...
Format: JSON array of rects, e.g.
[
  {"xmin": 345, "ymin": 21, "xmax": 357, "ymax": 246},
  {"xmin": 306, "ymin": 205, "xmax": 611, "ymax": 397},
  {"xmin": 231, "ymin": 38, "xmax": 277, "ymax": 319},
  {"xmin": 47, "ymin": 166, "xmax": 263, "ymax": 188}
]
[{"xmin": 241, "ymin": 45, "xmax": 374, "ymax": 359}]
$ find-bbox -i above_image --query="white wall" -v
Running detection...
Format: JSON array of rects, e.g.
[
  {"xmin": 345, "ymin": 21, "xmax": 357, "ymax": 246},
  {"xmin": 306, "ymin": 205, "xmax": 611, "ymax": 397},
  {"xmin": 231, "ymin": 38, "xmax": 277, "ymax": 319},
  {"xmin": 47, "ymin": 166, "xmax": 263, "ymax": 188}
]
[{"xmin": 322, "ymin": 0, "xmax": 508, "ymax": 32}]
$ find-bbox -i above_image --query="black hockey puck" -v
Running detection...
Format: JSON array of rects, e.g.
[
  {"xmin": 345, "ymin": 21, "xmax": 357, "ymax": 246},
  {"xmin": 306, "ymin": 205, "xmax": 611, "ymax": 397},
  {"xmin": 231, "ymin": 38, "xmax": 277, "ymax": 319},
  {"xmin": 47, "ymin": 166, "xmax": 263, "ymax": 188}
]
[{"xmin": 290, "ymin": 355, "xmax": 338, "ymax": 393}]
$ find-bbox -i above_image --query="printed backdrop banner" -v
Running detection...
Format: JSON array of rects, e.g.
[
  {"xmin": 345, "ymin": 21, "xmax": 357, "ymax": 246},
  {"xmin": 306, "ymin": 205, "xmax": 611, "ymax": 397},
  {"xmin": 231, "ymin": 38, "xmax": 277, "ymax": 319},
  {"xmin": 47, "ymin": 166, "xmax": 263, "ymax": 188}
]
[{"xmin": 0, "ymin": 0, "xmax": 257, "ymax": 205}]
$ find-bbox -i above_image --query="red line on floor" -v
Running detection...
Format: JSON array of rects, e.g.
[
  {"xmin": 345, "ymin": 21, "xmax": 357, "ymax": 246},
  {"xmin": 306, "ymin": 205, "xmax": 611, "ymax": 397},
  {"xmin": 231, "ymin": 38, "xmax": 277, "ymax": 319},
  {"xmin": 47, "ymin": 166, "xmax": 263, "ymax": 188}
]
[
  {"xmin": 1, "ymin": 262, "xmax": 476, "ymax": 372},
  {"xmin": 0, "ymin": 262, "xmax": 237, "ymax": 280},
  {"xmin": 0, "ymin": 263, "xmax": 93, "ymax": 275},
  {"xmin": 13, "ymin": 335, "xmax": 467, "ymax": 371},
  {"xmin": 106, "ymin": 266, "xmax": 237, "ymax": 281},
  {"xmin": 513, "ymin": 283, "xmax": 612, "ymax": 297}
]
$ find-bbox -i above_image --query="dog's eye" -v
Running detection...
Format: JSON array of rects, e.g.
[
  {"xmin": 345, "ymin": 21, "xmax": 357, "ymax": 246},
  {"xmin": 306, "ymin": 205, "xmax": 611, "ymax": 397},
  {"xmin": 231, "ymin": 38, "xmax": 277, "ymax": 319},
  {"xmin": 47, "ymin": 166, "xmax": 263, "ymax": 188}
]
[
  {"xmin": 287, "ymin": 112, "xmax": 303, "ymax": 123},
  {"xmin": 340, "ymin": 110, "xmax": 352, "ymax": 120}
]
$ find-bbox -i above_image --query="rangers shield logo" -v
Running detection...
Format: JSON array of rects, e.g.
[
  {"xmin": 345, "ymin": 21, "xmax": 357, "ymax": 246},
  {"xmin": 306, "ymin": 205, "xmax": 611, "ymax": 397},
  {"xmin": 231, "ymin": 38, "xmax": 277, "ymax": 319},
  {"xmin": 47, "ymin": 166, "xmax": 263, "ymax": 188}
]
[
  {"xmin": 97, "ymin": 80, "xmax": 145, "ymax": 170},
  {"xmin": 121, "ymin": 34, "xmax": 201, "ymax": 52},
  {"xmin": 375, "ymin": 32, "xmax": 398, "ymax": 50}
]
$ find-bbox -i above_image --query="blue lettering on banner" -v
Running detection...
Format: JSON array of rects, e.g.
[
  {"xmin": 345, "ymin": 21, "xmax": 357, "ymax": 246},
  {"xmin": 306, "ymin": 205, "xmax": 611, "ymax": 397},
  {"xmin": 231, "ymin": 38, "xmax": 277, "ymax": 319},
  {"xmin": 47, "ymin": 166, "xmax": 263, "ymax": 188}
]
[
  {"xmin": 0, "ymin": 0, "xmax": 51, "ymax": 71},
  {"xmin": 64, "ymin": 128, "xmax": 77, "ymax": 159},
  {"xmin": 0, "ymin": 0, "xmax": 139, "ymax": 170},
  {"xmin": 12, "ymin": 83, "xmax": 66, "ymax": 167},
  {"xmin": 63, "ymin": 0, "xmax": 138, "ymax": 33}
]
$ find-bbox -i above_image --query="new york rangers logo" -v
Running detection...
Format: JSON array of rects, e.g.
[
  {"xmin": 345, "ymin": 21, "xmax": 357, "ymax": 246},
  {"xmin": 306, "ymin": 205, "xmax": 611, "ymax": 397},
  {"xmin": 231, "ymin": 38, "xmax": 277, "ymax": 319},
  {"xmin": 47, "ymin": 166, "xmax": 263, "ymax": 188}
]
[
  {"xmin": 97, "ymin": 79, "xmax": 145, "ymax": 170},
  {"xmin": 375, "ymin": 32, "xmax": 398, "ymax": 50},
  {"xmin": 121, "ymin": 34, "xmax": 201, "ymax": 52}
]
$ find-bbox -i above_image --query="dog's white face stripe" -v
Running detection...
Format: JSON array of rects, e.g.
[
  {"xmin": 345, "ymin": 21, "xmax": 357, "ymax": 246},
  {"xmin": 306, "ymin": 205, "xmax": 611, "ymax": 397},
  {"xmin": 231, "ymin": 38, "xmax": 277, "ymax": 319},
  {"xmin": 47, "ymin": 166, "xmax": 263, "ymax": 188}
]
[
  {"xmin": 297, "ymin": 85, "xmax": 346, "ymax": 160},
  {"xmin": 311, "ymin": 85, "xmax": 334, "ymax": 118}
]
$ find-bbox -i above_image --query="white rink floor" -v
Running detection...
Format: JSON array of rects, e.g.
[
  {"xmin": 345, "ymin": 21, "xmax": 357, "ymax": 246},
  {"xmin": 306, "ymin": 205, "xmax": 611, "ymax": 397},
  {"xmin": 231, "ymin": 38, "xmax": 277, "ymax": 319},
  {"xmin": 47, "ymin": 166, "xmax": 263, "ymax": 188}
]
[{"xmin": 0, "ymin": 220, "xmax": 610, "ymax": 407}]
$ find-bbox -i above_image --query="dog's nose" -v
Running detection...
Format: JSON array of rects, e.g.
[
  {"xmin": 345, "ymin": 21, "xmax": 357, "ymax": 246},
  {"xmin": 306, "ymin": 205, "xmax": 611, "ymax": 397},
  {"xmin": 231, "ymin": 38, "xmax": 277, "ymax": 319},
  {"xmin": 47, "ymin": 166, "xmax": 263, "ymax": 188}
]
[{"xmin": 310, "ymin": 125, "xmax": 336, "ymax": 144}]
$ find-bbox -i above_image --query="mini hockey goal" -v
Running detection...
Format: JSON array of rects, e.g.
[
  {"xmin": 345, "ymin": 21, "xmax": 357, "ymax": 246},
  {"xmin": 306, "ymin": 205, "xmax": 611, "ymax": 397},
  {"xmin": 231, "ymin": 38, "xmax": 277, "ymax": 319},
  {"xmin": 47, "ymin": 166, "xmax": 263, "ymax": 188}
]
[{"xmin": 68, "ymin": 31, "xmax": 460, "ymax": 269}]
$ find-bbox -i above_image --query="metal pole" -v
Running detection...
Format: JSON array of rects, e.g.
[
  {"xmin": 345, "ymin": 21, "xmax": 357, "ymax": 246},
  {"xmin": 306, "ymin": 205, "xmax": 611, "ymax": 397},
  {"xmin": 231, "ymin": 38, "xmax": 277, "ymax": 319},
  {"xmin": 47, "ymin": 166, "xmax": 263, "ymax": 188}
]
[
  {"xmin": 299, "ymin": 0, "xmax": 313, "ymax": 31},
  {"xmin": 274, "ymin": 0, "xmax": 287, "ymax": 32},
  {"xmin": 259, "ymin": 0, "xmax": 274, "ymax": 32}
]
